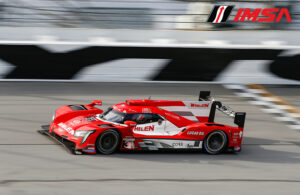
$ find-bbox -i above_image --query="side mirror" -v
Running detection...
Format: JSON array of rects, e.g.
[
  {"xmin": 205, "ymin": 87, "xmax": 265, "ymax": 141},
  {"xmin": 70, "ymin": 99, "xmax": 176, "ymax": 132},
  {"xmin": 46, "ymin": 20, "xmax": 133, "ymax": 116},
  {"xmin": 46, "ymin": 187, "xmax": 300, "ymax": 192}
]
[
  {"xmin": 124, "ymin": 121, "xmax": 137, "ymax": 128},
  {"xmin": 158, "ymin": 119, "xmax": 163, "ymax": 125},
  {"xmin": 90, "ymin": 100, "xmax": 102, "ymax": 106}
]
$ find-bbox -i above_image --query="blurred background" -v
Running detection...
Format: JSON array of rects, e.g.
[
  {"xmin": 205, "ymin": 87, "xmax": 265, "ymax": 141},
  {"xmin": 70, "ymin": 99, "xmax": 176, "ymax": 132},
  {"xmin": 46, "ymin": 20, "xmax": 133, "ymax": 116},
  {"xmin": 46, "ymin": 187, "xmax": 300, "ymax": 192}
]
[
  {"xmin": 0, "ymin": 0, "xmax": 298, "ymax": 30},
  {"xmin": 0, "ymin": 0, "xmax": 299, "ymax": 84},
  {"xmin": 0, "ymin": 0, "xmax": 298, "ymax": 80}
]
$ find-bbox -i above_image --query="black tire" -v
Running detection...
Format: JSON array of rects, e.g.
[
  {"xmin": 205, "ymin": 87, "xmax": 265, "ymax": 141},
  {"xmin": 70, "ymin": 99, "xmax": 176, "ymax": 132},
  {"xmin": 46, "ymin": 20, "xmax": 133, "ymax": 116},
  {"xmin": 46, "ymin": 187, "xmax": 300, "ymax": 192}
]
[
  {"xmin": 203, "ymin": 130, "xmax": 228, "ymax": 155},
  {"xmin": 95, "ymin": 129, "xmax": 120, "ymax": 155}
]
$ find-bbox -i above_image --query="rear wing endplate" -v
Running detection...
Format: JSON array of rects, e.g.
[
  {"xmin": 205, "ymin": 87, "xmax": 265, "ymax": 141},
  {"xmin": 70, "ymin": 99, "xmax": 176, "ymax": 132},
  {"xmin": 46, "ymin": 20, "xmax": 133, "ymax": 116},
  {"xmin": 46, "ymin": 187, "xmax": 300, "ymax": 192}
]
[{"xmin": 234, "ymin": 112, "xmax": 246, "ymax": 128}]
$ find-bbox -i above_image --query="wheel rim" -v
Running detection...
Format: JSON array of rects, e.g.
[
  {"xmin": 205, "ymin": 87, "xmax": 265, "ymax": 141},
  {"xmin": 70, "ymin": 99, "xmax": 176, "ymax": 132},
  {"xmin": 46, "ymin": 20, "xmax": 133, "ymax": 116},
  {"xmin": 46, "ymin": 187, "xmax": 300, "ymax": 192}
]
[
  {"xmin": 98, "ymin": 132, "xmax": 118, "ymax": 152},
  {"xmin": 207, "ymin": 132, "xmax": 225, "ymax": 152}
]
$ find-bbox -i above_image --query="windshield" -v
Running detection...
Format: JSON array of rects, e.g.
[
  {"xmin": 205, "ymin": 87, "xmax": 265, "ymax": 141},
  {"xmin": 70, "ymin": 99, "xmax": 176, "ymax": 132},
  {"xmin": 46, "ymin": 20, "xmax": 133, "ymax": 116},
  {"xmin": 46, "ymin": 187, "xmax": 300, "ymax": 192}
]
[{"xmin": 101, "ymin": 108, "xmax": 125, "ymax": 123}]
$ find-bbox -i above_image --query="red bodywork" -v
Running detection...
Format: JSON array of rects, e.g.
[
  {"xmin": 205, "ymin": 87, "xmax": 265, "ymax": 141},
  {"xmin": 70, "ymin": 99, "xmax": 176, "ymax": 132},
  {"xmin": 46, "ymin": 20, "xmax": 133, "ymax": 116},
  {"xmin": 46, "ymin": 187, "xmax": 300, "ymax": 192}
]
[{"xmin": 48, "ymin": 99, "xmax": 245, "ymax": 154}]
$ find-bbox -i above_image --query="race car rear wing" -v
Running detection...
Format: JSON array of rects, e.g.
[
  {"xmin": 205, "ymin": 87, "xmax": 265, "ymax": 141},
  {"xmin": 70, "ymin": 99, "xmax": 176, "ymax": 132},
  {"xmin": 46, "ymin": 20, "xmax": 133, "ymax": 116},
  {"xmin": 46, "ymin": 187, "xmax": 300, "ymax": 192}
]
[{"xmin": 199, "ymin": 91, "xmax": 246, "ymax": 128}]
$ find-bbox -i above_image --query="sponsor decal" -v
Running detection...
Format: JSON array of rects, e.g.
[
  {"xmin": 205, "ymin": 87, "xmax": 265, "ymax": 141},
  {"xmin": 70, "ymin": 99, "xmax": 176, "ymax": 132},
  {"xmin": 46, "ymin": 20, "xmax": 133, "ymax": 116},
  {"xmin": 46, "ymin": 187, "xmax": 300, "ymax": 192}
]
[
  {"xmin": 207, "ymin": 6, "xmax": 234, "ymax": 23},
  {"xmin": 133, "ymin": 125, "xmax": 155, "ymax": 131},
  {"xmin": 123, "ymin": 136, "xmax": 136, "ymax": 149},
  {"xmin": 234, "ymin": 8, "xmax": 291, "ymax": 22},
  {"xmin": 139, "ymin": 139, "xmax": 203, "ymax": 150},
  {"xmin": 123, "ymin": 140, "xmax": 136, "ymax": 149},
  {"xmin": 172, "ymin": 142, "xmax": 183, "ymax": 147},
  {"xmin": 190, "ymin": 103, "xmax": 209, "ymax": 108},
  {"xmin": 187, "ymin": 131, "xmax": 204, "ymax": 136},
  {"xmin": 128, "ymin": 108, "xmax": 137, "ymax": 112},
  {"xmin": 58, "ymin": 123, "xmax": 74, "ymax": 135},
  {"xmin": 234, "ymin": 146, "xmax": 240, "ymax": 151},
  {"xmin": 233, "ymin": 132, "xmax": 243, "ymax": 138},
  {"xmin": 208, "ymin": 6, "xmax": 291, "ymax": 23}
]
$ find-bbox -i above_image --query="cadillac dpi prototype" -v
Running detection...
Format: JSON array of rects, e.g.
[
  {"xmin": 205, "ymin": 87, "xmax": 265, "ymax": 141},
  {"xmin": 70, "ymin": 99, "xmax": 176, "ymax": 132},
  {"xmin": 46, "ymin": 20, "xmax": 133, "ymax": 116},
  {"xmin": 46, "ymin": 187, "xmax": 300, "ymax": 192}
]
[{"xmin": 39, "ymin": 91, "xmax": 246, "ymax": 155}]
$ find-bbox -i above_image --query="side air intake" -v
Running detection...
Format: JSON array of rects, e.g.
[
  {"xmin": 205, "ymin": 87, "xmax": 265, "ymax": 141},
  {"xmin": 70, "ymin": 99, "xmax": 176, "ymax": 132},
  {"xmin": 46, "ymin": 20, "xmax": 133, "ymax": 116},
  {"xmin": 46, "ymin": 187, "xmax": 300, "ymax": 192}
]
[{"xmin": 69, "ymin": 105, "xmax": 87, "ymax": 111}]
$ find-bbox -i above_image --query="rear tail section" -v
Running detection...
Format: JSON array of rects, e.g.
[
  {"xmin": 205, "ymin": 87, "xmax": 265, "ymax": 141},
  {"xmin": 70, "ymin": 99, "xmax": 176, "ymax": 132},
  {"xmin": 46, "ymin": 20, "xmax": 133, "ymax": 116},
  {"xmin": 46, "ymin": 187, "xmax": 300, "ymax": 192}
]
[{"xmin": 157, "ymin": 90, "xmax": 245, "ymax": 124}]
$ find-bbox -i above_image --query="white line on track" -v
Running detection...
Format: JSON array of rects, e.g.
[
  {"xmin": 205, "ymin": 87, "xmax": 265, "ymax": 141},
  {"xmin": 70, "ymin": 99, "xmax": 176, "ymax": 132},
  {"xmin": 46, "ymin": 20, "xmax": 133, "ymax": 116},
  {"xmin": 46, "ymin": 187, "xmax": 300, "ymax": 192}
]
[{"xmin": 225, "ymin": 84, "xmax": 300, "ymax": 131}]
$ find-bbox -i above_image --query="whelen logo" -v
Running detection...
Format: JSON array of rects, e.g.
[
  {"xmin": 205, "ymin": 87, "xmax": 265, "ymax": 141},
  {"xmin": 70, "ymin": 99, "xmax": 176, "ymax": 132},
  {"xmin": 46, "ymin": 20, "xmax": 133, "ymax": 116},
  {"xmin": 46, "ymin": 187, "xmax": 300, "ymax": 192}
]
[
  {"xmin": 191, "ymin": 103, "xmax": 209, "ymax": 108},
  {"xmin": 133, "ymin": 125, "xmax": 154, "ymax": 131},
  {"xmin": 207, "ymin": 6, "xmax": 292, "ymax": 23}
]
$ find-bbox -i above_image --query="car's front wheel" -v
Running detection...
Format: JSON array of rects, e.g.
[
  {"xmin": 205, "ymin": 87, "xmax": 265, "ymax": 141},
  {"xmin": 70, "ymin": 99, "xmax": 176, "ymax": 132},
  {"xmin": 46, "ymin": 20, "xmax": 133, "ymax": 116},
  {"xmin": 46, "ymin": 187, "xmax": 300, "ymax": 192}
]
[
  {"xmin": 95, "ymin": 129, "xmax": 120, "ymax": 154},
  {"xmin": 203, "ymin": 130, "xmax": 228, "ymax": 154}
]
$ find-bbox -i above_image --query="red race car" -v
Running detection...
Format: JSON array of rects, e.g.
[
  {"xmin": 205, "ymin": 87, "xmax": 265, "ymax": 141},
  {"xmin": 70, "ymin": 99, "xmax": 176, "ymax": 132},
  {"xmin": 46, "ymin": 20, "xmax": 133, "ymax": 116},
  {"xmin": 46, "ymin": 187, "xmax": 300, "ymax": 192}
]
[{"xmin": 39, "ymin": 91, "xmax": 246, "ymax": 155}]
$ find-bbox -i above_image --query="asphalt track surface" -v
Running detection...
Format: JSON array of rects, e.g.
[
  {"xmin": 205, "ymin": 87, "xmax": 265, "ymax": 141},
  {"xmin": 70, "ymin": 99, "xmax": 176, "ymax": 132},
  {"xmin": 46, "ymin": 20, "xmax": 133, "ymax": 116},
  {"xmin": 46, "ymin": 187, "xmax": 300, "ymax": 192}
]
[
  {"xmin": 265, "ymin": 85, "xmax": 300, "ymax": 109},
  {"xmin": 0, "ymin": 82, "xmax": 299, "ymax": 195}
]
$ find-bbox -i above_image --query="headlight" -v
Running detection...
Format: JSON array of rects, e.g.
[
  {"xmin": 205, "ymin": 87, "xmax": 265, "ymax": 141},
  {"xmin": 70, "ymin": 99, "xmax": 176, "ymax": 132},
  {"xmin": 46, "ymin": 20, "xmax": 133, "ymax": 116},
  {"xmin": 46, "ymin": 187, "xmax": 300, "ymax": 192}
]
[
  {"xmin": 74, "ymin": 130, "xmax": 95, "ymax": 145},
  {"xmin": 74, "ymin": 131, "xmax": 90, "ymax": 137}
]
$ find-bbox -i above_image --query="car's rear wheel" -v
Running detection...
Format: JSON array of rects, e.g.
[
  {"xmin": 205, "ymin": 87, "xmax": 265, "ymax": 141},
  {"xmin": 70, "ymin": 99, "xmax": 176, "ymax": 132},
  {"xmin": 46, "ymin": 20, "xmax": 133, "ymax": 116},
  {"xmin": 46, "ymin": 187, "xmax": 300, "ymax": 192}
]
[
  {"xmin": 203, "ymin": 130, "xmax": 228, "ymax": 154},
  {"xmin": 96, "ymin": 129, "xmax": 120, "ymax": 154}
]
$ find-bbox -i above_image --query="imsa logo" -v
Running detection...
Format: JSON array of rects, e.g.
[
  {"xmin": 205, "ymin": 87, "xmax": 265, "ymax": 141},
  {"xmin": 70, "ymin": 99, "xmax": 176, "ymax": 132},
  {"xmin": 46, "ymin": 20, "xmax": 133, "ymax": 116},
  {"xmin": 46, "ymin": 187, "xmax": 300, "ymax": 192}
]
[
  {"xmin": 207, "ymin": 6, "xmax": 234, "ymax": 23},
  {"xmin": 234, "ymin": 8, "xmax": 291, "ymax": 22},
  {"xmin": 207, "ymin": 5, "xmax": 292, "ymax": 23}
]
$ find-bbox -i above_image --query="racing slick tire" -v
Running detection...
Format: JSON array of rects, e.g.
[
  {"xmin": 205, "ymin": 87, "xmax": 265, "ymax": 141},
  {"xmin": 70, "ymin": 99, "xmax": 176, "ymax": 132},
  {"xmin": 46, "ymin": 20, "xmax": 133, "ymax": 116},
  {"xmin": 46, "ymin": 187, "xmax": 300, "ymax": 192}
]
[
  {"xmin": 96, "ymin": 129, "xmax": 120, "ymax": 155},
  {"xmin": 203, "ymin": 130, "xmax": 228, "ymax": 155}
]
